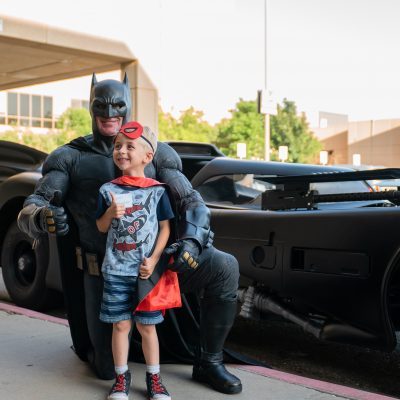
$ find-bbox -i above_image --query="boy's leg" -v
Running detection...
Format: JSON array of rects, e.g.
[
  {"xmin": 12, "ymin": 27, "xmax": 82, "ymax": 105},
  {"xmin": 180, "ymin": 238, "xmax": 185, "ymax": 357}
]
[
  {"xmin": 107, "ymin": 320, "xmax": 132, "ymax": 400},
  {"xmin": 112, "ymin": 320, "xmax": 132, "ymax": 367},
  {"xmin": 135, "ymin": 313, "xmax": 171, "ymax": 400},
  {"xmin": 100, "ymin": 273, "xmax": 137, "ymax": 400},
  {"xmin": 135, "ymin": 323, "xmax": 159, "ymax": 365}
]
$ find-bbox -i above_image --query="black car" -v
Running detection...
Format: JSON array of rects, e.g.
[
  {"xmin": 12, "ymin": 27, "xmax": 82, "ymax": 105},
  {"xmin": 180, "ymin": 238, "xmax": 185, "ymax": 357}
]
[
  {"xmin": 190, "ymin": 157, "xmax": 400, "ymax": 352},
  {"xmin": 1, "ymin": 140, "xmax": 400, "ymax": 353}
]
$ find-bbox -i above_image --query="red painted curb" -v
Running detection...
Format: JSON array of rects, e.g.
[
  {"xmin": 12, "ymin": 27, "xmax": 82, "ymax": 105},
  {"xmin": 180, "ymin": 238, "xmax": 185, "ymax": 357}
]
[
  {"xmin": 232, "ymin": 365, "xmax": 398, "ymax": 400},
  {"xmin": 0, "ymin": 301, "xmax": 69, "ymax": 326}
]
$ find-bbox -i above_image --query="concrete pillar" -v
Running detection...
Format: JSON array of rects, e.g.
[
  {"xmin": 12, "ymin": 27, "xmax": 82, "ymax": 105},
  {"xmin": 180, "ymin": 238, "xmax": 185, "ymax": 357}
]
[{"xmin": 121, "ymin": 61, "xmax": 158, "ymax": 133}]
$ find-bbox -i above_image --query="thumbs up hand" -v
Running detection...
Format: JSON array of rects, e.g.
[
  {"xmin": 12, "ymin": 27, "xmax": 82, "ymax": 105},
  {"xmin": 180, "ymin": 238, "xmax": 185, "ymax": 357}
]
[
  {"xmin": 108, "ymin": 192, "xmax": 125, "ymax": 219},
  {"xmin": 40, "ymin": 190, "xmax": 69, "ymax": 236}
]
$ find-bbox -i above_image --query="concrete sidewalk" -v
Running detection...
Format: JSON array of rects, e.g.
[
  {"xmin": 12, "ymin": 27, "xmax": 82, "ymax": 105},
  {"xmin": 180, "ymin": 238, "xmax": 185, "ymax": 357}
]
[{"xmin": 0, "ymin": 302, "xmax": 398, "ymax": 400}]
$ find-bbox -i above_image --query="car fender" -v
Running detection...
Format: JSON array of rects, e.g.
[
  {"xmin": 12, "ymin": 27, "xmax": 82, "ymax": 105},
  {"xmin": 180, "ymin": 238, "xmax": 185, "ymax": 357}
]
[
  {"xmin": 0, "ymin": 171, "xmax": 41, "ymax": 245},
  {"xmin": 0, "ymin": 171, "xmax": 41, "ymax": 208}
]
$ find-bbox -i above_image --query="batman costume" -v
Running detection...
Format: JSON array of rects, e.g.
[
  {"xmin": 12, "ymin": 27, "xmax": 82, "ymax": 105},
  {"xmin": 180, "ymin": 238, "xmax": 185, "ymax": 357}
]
[{"xmin": 17, "ymin": 74, "xmax": 242, "ymax": 395}]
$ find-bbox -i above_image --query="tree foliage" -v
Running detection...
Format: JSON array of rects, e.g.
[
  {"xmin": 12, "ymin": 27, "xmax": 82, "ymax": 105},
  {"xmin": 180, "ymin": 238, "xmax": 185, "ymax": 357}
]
[
  {"xmin": 158, "ymin": 107, "xmax": 216, "ymax": 143},
  {"xmin": 56, "ymin": 107, "xmax": 92, "ymax": 137},
  {"xmin": 270, "ymin": 99, "xmax": 322, "ymax": 163},
  {"xmin": 1, "ymin": 101, "xmax": 321, "ymax": 163},
  {"xmin": 215, "ymin": 99, "xmax": 264, "ymax": 158},
  {"xmin": 215, "ymin": 98, "xmax": 321, "ymax": 162}
]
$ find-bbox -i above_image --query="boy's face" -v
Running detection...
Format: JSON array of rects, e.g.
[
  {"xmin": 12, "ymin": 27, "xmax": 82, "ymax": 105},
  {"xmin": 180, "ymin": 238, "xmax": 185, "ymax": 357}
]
[{"xmin": 113, "ymin": 133, "xmax": 153, "ymax": 175}]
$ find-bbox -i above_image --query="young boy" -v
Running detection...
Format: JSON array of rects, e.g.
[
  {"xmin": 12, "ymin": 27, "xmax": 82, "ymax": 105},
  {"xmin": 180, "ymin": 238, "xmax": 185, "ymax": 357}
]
[{"xmin": 96, "ymin": 121, "xmax": 176, "ymax": 400}]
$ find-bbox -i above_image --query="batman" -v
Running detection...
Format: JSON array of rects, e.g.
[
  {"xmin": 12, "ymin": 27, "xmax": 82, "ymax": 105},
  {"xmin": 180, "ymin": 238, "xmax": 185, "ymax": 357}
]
[{"xmin": 17, "ymin": 74, "xmax": 242, "ymax": 395}]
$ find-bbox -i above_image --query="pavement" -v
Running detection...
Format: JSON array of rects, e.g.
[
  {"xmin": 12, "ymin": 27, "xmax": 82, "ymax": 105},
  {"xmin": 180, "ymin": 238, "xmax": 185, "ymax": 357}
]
[{"xmin": 0, "ymin": 272, "xmax": 398, "ymax": 400}]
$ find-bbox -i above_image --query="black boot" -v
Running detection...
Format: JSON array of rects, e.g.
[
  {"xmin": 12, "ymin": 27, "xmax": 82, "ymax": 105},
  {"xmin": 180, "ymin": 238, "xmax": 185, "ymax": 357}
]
[{"xmin": 192, "ymin": 300, "xmax": 242, "ymax": 394}]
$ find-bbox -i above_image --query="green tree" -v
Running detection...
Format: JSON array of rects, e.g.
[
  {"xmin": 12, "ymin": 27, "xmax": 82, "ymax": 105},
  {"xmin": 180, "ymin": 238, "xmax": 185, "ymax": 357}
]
[
  {"xmin": 0, "ymin": 127, "xmax": 58, "ymax": 153},
  {"xmin": 215, "ymin": 98, "xmax": 322, "ymax": 162},
  {"xmin": 215, "ymin": 99, "xmax": 264, "ymax": 158},
  {"xmin": 158, "ymin": 109, "xmax": 179, "ymax": 141},
  {"xmin": 270, "ymin": 99, "xmax": 322, "ymax": 163},
  {"xmin": 158, "ymin": 107, "xmax": 216, "ymax": 143},
  {"xmin": 56, "ymin": 107, "xmax": 91, "ymax": 137},
  {"xmin": 54, "ymin": 107, "xmax": 92, "ymax": 148}
]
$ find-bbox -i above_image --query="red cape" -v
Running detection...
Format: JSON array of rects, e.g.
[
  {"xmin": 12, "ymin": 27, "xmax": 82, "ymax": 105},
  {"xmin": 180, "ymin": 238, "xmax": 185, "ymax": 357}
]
[{"xmin": 111, "ymin": 175, "xmax": 162, "ymax": 187}]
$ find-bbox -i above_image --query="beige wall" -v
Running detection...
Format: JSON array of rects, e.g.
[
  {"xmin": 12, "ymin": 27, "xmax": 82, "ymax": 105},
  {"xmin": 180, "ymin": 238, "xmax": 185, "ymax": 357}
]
[
  {"xmin": 313, "ymin": 125, "xmax": 348, "ymax": 164},
  {"xmin": 313, "ymin": 119, "xmax": 400, "ymax": 167},
  {"xmin": 348, "ymin": 119, "xmax": 400, "ymax": 167},
  {"xmin": 320, "ymin": 130, "xmax": 348, "ymax": 164}
]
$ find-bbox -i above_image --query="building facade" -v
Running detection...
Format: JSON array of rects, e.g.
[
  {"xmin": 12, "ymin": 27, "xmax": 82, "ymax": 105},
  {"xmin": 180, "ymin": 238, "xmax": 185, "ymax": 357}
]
[{"xmin": 312, "ymin": 112, "xmax": 400, "ymax": 168}]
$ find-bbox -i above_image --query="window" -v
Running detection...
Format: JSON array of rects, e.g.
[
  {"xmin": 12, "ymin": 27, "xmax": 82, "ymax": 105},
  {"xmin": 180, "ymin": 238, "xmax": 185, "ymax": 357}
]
[
  {"xmin": 7, "ymin": 93, "xmax": 17, "ymax": 116},
  {"xmin": 197, "ymin": 174, "xmax": 274, "ymax": 208},
  {"xmin": 43, "ymin": 96, "xmax": 52, "ymax": 118},
  {"xmin": 32, "ymin": 95, "xmax": 41, "ymax": 118},
  {"xmin": 2, "ymin": 92, "xmax": 55, "ymax": 128},
  {"xmin": 71, "ymin": 99, "xmax": 89, "ymax": 110},
  {"xmin": 20, "ymin": 94, "xmax": 29, "ymax": 117},
  {"xmin": 20, "ymin": 118, "xmax": 30, "ymax": 127},
  {"xmin": 196, "ymin": 173, "xmax": 372, "ymax": 210}
]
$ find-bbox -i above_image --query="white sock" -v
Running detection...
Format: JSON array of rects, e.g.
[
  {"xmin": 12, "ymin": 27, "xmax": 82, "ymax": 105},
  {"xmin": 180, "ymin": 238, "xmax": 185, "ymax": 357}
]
[
  {"xmin": 146, "ymin": 364, "xmax": 160, "ymax": 374},
  {"xmin": 115, "ymin": 364, "xmax": 128, "ymax": 375}
]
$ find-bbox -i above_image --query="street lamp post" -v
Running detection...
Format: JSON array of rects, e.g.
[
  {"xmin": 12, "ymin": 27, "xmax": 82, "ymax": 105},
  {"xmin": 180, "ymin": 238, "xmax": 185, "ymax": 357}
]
[
  {"xmin": 264, "ymin": 0, "xmax": 269, "ymax": 161},
  {"xmin": 264, "ymin": 113, "xmax": 270, "ymax": 161}
]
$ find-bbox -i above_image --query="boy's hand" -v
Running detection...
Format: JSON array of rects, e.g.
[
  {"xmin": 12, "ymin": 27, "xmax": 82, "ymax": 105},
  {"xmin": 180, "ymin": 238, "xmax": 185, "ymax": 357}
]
[
  {"xmin": 139, "ymin": 257, "xmax": 156, "ymax": 279},
  {"xmin": 108, "ymin": 192, "xmax": 125, "ymax": 219}
]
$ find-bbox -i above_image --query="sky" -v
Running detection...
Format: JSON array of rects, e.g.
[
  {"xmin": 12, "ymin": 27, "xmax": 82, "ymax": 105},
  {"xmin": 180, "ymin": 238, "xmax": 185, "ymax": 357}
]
[{"xmin": 2, "ymin": 0, "xmax": 400, "ymax": 125}]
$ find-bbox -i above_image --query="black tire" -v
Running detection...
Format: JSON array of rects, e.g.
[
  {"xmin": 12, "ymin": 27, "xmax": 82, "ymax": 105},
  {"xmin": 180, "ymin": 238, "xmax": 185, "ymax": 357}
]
[{"xmin": 1, "ymin": 220, "xmax": 58, "ymax": 310}]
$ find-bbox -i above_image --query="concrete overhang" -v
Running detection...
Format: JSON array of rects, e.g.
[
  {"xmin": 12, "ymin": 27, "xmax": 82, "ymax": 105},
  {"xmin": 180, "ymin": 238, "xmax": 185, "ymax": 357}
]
[{"xmin": 0, "ymin": 14, "xmax": 136, "ymax": 90}]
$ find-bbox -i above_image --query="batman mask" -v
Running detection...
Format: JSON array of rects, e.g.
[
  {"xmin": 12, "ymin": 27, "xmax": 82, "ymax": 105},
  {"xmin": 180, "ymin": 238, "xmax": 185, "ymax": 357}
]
[{"xmin": 89, "ymin": 73, "xmax": 131, "ymax": 139}]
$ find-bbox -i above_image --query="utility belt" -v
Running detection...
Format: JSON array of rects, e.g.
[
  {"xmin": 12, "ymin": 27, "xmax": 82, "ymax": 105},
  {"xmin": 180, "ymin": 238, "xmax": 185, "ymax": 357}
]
[{"xmin": 75, "ymin": 246, "xmax": 101, "ymax": 276}]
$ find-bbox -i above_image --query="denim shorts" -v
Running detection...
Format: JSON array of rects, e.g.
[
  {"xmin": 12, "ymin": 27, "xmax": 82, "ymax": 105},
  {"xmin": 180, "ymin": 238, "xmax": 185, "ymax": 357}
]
[{"xmin": 99, "ymin": 273, "xmax": 164, "ymax": 325}]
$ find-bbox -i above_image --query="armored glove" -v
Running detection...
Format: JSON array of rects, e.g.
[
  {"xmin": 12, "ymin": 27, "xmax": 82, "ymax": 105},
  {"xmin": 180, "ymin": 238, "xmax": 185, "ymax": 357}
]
[
  {"xmin": 40, "ymin": 191, "xmax": 69, "ymax": 236},
  {"xmin": 164, "ymin": 239, "xmax": 200, "ymax": 273}
]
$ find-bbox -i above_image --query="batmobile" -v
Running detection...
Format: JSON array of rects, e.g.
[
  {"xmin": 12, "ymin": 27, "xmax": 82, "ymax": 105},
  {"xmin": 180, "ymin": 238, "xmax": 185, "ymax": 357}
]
[{"xmin": 1, "ymin": 140, "xmax": 400, "ymax": 353}]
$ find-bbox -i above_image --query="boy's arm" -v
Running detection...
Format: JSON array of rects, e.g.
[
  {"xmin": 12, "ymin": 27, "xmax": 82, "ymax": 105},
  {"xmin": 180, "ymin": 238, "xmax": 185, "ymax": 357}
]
[
  {"xmin": 96, "ymin": 211, "xmax": 114, "ymax": 233},
  {"xmin": 139, "ymin": 219, "xmax": 171, "ymax": 279},
  {"xmin": 96, "ymin": 192, "xmax": 125, "ymax": 233},
  {"xmin": 150, "ymin": 219, "xmax": 171, "ymax": 263}
]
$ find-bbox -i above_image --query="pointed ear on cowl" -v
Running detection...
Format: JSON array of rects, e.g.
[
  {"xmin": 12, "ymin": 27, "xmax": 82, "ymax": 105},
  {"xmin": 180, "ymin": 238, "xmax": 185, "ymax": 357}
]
[{"xmin": 91, "ymin": 73, "xmax": 98, "ymax": 89}]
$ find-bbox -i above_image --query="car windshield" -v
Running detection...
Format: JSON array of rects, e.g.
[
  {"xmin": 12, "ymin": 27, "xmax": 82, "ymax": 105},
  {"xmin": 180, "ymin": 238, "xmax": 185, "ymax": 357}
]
[{"xmin": 196, "ymin": 173, "xmax": 372, "ymax": 209}]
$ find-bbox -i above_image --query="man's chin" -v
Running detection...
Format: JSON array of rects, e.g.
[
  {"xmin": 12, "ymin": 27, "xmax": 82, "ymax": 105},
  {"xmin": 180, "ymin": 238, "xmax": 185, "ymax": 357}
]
[{"xmin": 96, "ymin": 118, "xmax": 122, "ymax": 136}]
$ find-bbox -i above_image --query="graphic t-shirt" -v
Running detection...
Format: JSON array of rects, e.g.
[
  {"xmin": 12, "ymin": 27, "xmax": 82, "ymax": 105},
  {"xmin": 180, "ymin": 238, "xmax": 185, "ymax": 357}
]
[{"xmin": 96, "ymin": 181, "xmax": 174, "ymax": 276}]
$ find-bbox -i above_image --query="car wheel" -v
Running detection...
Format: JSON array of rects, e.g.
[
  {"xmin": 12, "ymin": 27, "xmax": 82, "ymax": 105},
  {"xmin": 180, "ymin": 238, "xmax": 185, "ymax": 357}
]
[{"xmin": 1, "ymin": 220, "xmax": 58, "ymax": 310}]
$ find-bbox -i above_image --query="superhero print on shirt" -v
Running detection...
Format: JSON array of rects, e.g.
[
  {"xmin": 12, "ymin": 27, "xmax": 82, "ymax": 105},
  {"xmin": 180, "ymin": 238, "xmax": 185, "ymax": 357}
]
[{"xmin": 112, "ymin": 192, "xmax": 153, "ymax": 253}]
